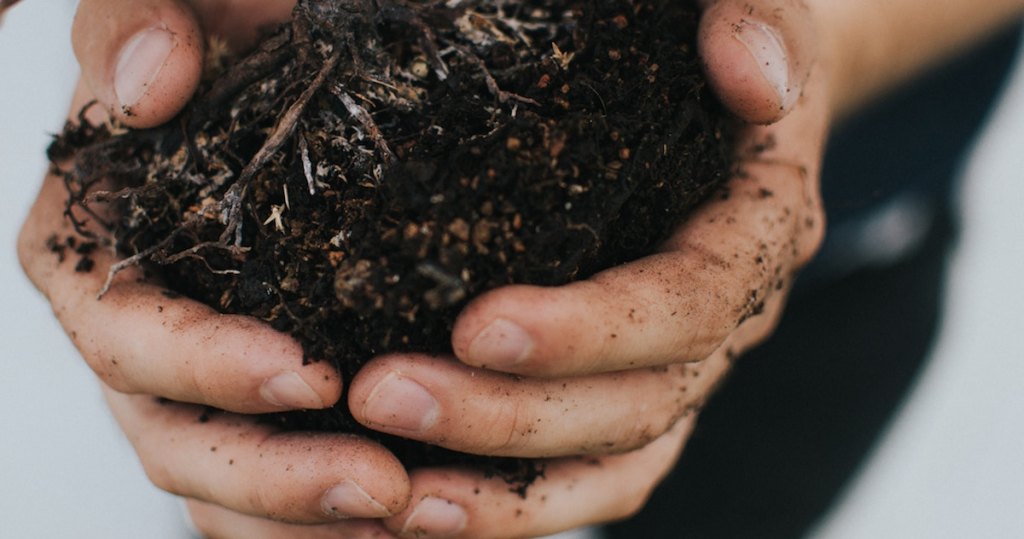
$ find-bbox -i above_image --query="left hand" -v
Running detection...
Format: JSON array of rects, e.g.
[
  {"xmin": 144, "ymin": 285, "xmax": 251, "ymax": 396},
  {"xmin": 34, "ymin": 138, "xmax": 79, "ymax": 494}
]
[
  {"xmin": 364, "ymin": 99, "xmax": 828, "ymax": 539},
  {"xmin": 332, "ymin": 0, "xmax": 830, "ymax": 536}
]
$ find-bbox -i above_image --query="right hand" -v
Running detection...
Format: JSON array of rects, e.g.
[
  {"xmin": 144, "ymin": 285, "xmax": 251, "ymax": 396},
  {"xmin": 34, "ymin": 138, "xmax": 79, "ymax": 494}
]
[{"xmin": 21, "ymin": 0, "xmax": 412, "ymax": 532}]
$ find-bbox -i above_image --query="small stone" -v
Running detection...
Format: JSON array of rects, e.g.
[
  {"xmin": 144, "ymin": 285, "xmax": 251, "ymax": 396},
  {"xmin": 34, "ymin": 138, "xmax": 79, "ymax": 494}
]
[
  {"xmin": 448, "ymin": 218, "xmax": 470, "ymax": 241},
  {"xmin": 410, "ymin": 58, "xmax": 430, "ymax": 79}
]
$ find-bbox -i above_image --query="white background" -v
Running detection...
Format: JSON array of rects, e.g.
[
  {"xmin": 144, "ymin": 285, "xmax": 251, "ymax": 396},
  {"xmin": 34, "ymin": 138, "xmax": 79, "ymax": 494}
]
[
  {"xmin": 0, "ymin": 3, "xmax": 185, "ymax": 538},
  {"xmin": 1, "ymin": 2, "xmax": 1022, "ymax": 538},
  {"xmin": 814, "ymin": 23, "xmax": 1024, "ymax": 538}
]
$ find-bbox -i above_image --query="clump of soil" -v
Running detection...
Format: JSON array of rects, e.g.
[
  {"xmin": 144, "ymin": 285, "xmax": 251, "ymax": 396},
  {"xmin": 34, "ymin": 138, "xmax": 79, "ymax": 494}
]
[{"xmin": 51, "ymin": 0, "xmax": 734, "ymax": 487}]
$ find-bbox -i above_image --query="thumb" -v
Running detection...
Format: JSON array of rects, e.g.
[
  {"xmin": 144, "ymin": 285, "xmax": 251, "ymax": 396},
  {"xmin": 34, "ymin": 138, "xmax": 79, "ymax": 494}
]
[
  {"xmin": 698, "ymin": 0, "xmax": 817, "ymax": 124},
  {"xmin": 72, "ymin": 0, "xmax": 204, "ymax": 128}
]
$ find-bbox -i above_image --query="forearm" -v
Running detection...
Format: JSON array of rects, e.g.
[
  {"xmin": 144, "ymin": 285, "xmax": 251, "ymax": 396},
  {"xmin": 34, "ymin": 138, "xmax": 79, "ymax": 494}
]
[{"xmin": 814, "ymin": 0, "xmax": 1024, "ymax": 118}]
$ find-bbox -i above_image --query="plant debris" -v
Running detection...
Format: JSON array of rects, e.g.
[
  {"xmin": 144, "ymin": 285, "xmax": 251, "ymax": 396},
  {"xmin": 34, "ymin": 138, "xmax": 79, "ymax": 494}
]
[{"xmin": 51, "ymin": 0, "xmax": 735, "ymax": 488}]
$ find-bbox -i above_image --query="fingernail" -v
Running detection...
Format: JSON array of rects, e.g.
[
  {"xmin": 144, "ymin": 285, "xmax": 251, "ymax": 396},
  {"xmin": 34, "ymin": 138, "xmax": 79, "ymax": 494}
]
[
  {"xmin": 115, "ymin": 26, "xmax": 174, "ymax": 110},
  {"xmin": 260, "ymin": 372, "xmax": 325, "ymax": 409},
  {"xmin": 466, "ymin": 318, "xmax": 533, "ymax": 368},
  {"xmin": 735, "ymin": 20, "xmax": 796, "ymax": 110},
  {"xmin": 321, "ymin": 479, "xmax": 391, "ymax": 519},
  {"xmin": 362, "ymin": 372, "xmax": 439, "ymax": 433},
  {"xmin": 401, "ymin": 496, "xmax": 467, "ymax": 537}
]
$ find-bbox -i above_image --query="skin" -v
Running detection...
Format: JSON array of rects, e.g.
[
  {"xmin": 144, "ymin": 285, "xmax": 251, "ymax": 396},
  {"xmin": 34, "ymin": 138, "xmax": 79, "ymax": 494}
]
[{"xmin": 15, "ymin": 0, "xmax": 1024, "ymax": 536}]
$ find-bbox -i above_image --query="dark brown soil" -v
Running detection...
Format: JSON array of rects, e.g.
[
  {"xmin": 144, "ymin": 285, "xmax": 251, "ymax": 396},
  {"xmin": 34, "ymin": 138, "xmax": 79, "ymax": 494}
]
[{"xmin": 51, "ymin": 0, "xmax": 734, "ymax": 489}]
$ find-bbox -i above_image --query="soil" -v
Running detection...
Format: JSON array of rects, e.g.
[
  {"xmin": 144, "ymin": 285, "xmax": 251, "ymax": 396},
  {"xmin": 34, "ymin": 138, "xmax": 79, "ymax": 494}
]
[{"xmin": 51, "ymin": 0, "xmax": 735, "ymax": 489}]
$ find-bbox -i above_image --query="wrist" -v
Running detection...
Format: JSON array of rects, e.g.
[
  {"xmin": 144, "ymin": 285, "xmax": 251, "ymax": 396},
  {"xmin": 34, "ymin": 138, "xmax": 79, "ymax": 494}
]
[
  {"xmin": 807, "ymin": 0, "xmax": 864, "ymax": 120},
  {"xmin": 810, "ymin": 0, "xmax": 1024, "ymax": 120}
]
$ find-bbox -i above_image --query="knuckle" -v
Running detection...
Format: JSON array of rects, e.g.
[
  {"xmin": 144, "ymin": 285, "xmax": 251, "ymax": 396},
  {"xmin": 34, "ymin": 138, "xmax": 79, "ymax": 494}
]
[
  {"xmin": 625, "ymin": 383, "xmax": 683, "ymax": 449},
  {"xmin": 618, "ymin": 419, "xmax": 670, "ymax": 454},
  {"xmin": 15, "ymin": 222, "xmax": 41, "ymax": 288},
  {"xmin": 188, "ymin": 504, "xmax": 249, "ymax": 539},
  {"xmin": 734, "ymin": 296, "xmax": 785, "ymax": 349},
  {"xmin": 184, "ymin": 502, "xmax": 223, "ymax": 539},
  {"xmin": 479, "ymin": 398, "xmax": 533, "ymax": 456},
  {"xmin": 246, "ymin": 481, "xmax": 275, "ymax": 518},
  {"xmin": 183, "ymin": 350, "xmax": 223, "ymax": 404},
  {"xmin": 176, "ymin": 327, "xmax": 230, "ymax": 404},
  {"xmin": 592, "ymin": 369, "xmax": 689, "ymax": 455},
  {"xmin": 88, "ymin": 362, "xmax": 137, "ymax": 394},
  {"xmin": 140, "ymin": 458, "xmax": 182, "ymax": 496},
  {"xmin": 49, "ymin": 294, "xmax": 138, "ymax": 392},
  {"xmin": 611, "ymin": 481, "xmax": 658, "ymax": 521},
  {"xmin": 73, "ymin": 339, "xmax": 135, "ymax": 392},
  {"xmin": 497, "ymin": 405, "xmax": 529, "ymax": 454},
  {"xmin": 739, "ymin": 322, "xmax": 774, "ymax": 352},
  {"xmin": 97, "ymin": 368, "xmax": 135, "ymax": 394},
  {"xmin": 760, "ymin": 300, "xmax": 786, "ymax": 336},
  {"xmin": 183, "ymin": 361, "xmax": 213, "ymax": 405},
  {"xmin": 795, "ymin": 208, "xmax": 825, "ymax": 267}
]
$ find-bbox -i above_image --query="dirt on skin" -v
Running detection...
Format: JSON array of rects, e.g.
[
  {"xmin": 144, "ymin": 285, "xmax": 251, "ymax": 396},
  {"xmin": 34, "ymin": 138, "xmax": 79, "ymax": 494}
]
[{"xmin": 50, "ymin": 0, "xmax": 735, "ymax": 489}]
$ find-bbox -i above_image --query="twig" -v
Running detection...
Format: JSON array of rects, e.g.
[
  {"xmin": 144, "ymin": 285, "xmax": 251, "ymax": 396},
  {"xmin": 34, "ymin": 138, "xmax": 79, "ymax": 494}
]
[
  {"xmin": 239, "ymin": 52, "xmax": 341, "ymax": 183},
  {"xmin": 331, "ymin": 85, "xmax": 395, "ymax": 162},
  {"xmin": 85, "ymin": 183, "xmax": 163, "ymax": 204},
  {"xmin": 97, "ymin": 235, "xmax": 177, "ymax": 299},
  {"xmin": 196, "ymin": 30, "xmax": 294, "ymax": 116},
  {"xmin": 220, "ymin": 51, "xmax": 341, "ymax": 246},
  {"xmin": 299, "ymin": 135, "xmax": 316, "ymax": 195},
  {"xmin": 159, "ymin": 240, "xmax": 248, "ymax": 265},
  {"xmin": 161, "ymin": 250, "xmax": 242, "ymax": 276},
  {"xmin": 378, "ymin": 1, "xmax": 450, "ymax": 80},
  {"xmin": 181, "ymin": 116, "xmax": 207, "ymax": 174},
  {"xmin": 451, "ymin": 43, "xmax": 540, "ymax": 106}
]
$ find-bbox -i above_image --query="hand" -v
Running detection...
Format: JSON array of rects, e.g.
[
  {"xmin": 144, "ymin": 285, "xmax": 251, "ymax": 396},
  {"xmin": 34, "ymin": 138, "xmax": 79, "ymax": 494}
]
[
  {"xmin": 19, "ymin": 0, "xmax": 411, "ymax": 530},
  {"xmin": 19, "ymin": 1, "xmax": 828, "ymax": 538},
  {"xmin": 336, "ymin": 0, "xmax": 829, "ymax": 536}
]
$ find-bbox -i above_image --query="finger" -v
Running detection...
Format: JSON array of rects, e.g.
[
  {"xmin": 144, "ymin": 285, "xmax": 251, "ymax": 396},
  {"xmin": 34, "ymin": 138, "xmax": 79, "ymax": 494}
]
[
  {"xmin": 184, "ymin": 0, "xmax": 296, "ymax": 50},
  {"xmin": 451, "ymin": 76, "xmax": 829, "ymax": 378},
  {"xmin": 186, "ymin": 499, "xmax": 397, "ymax": 539},
  {"xmin": 383, "ymin": 419, "xmax": 695, "ymax": 539},
  {"xmin": 349, "ymin": 352, "xmax": 728, "ymax": 457},
  {"xmin": 698, "ymin": 0, "xmax": 817, "ymax": 123},
  {"xmin": 105, "ymin": 386, "xmax": 411, "ymax": 523},
  {"xmin": 72, "ymin": 0, "xmax": 204, "ymax": 128},
  {"xmin": 18, "ymin": 126, "xmax": 340, "ymax": 413},
  {"xmin": 71, "ymin": 0, "xmax": 297, "ymax": 128}
]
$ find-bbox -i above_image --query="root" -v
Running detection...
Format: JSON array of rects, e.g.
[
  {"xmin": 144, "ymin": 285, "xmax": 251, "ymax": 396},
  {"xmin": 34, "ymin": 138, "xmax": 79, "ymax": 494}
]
[
  {"xmin": 97, "ymin": 235, "xmax": 176, "ymax": 299},
  {"xmin": 220, "ymin": 50, "xmax": 341, "ymax": 246},
  {"xmin": 452, "ymin": 43, "xmax": 540, "ymax": 106},
  {"xmin": 299, "ymin": 136, "xmax": 317, "ymax": 195},
  {"xmin": 196, "ymin": 30, "xmax": 294, "ymax": 116},
  {"xmin": 330, "ymin": 86, "xmax": 395, "ymax": 162}
]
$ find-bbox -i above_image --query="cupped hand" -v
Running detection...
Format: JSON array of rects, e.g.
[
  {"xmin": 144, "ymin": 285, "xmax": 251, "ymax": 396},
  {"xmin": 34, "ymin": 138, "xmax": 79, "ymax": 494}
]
[
  {"xmin": 338, "ymin": 0, "xmax": 831, "ymax": 536},
  {"xmin": 19, "ymin": 0, "xmax": 831, "ymax": 537},
  {"xmin": 19, "ymin": 0, "xmax": 414, "ymax": 527},
  {"xmin": 356, "ymin": 0, "xmax": 826, "ymax": 450}
]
